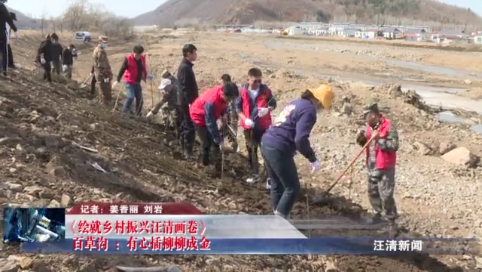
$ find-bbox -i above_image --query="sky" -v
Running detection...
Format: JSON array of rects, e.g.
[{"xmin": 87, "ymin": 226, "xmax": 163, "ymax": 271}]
[
  {"xmin": 6, "ymin": 0, "xmax": 167, "ymax": 18},
  {"xmin": 5, "ymin": 0, "xmax": 482, "ymax": 19}
]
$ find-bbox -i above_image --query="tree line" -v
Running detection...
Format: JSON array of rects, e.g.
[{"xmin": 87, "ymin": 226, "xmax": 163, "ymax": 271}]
[{"xmin": 36, "ymin": 0, "xmax": 134, "ymax": 39}]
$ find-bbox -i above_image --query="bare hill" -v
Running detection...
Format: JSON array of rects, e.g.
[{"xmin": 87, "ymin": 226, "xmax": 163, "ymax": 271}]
[
  {"xmin": 133, "ymin": 0, "xmax": 482, "ymax": 27},
  {"xmin": 6, "ymin": 7, "xmax": 37, "ymax": 29}
]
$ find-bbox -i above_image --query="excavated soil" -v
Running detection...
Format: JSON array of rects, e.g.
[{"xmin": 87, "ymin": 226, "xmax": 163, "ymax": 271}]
[{"xmin": 0, "ymin": 33, "xmax": 479, "ymax": 271}]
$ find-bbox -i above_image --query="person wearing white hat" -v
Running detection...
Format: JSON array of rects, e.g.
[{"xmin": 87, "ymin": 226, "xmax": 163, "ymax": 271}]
[{"xmin": 147, "ymin": 76, "xmax": 179, "ymax": 131}]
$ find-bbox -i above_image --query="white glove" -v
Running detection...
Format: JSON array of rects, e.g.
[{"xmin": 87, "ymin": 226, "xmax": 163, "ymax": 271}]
[
  {"xmin": 310, "ymin": 161, "xmax": 321, "ymax": 173},
  {"xmin": 59, "ymin": 56, "xmax": 62, "ymax": 60},
  {"xmin": 62, "ymin": 65, "xmax": 68, "ymax": 72},
  {"xmin": 103, "ymin": 78, "xmax": 110, "ymax": 83},
  {"xmin": 111, "ymin": 81, "xmax": 118, "ymax": 88},
  {"xmin": 14, "ymin": 31, "xmax": 18, "ymax": 39},
  {"xmin": 40, "ymin": 58, "xmax": 46, "ymax": 64},
  {"xmin": 258, "ymin": 107, "xmax": 270, "ymax": 117},
  {"xmin": 244, "ymin": 118, "xmax": 254, "ymax": 128}
]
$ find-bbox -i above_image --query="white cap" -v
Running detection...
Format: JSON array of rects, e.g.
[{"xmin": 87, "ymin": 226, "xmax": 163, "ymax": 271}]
[{"xmin": 158, "ymin": 78, "xmax": 172, "ymax": 90}]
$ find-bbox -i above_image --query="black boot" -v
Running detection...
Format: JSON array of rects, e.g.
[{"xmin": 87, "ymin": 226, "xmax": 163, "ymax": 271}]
[
  {"xmin": 202, "ymin": 149, "xmax": 210, "ymax": 166},
  {"xmin": 184, "ymin": 144, "xmax": 193, "ymax": 161},
  {"xmin": 387, "ymin": 220, "xmax": 398, "ymax": 239}
]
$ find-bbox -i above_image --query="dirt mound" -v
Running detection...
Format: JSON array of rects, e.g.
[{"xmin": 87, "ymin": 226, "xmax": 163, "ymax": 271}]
[{"xmin": 0, "ymin": 65, "xmax": 468, "ymax": 271}]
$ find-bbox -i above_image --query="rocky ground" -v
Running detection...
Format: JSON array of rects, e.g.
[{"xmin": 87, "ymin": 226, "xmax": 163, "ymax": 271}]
[{"xmin": 0, "ymin": 31, "xmax": 481, "ymax": 271}]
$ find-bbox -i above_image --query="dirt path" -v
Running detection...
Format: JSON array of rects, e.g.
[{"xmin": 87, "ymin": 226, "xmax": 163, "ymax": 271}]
[{"xmin": 0, "ymin": 31, "xmax": 480, "ymax": 271}]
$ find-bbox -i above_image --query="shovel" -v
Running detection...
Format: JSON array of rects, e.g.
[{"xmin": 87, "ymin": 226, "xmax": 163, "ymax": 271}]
[
  {"xmin": 79, "ymin": 74, "xmax": 92, "ymax": 88},
  {"xmin": 311, "ymin": 134, "xmax": 376, "ymax": 206}
]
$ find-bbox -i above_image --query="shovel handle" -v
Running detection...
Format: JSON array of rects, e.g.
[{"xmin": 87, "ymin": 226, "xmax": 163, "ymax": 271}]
[{"xmin": 324, "ymin": 134, "xmax": 376, "ymax": 194}]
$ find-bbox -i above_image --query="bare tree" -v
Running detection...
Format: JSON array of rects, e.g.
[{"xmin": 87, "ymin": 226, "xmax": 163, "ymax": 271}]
[
  {"xmin": 63, "ymin": 0, "xmax": 89, "ymax": 31},
  {"xmin": 59, "ymin": 0, "xmax": 134, "ymax": 39},
  {"xmin": 50, "ymin": 16, "xmax": 57, "ymax": 32},
  {"xmin": 39, "ymin": 10, "xmax": 48, "ymax": 35}
]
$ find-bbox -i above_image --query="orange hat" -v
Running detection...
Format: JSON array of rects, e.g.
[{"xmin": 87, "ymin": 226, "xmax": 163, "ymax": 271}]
[{"xmin": 308, "ymin": 84, "xmax": 335, "ymax": 109}]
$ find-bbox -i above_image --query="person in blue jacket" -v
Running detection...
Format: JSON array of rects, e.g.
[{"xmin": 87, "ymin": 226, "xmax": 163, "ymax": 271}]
[{"xmin": 261, "ymin": 84, "xmax": 335, "ymax": 218}]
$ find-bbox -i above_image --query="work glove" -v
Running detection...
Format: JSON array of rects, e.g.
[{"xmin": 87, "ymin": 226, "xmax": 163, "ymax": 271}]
[
  {"xmin": 258, "ymin": 107, "xmax": 270, "ymax": 117},
  {"xmin": 62, "ymin": 65, "xmax": 67, "ymax": 72},
  {"xmin": 40, "ymin": 58, "xmax": 46, "ymax": 64},
  {"xmin": 244, "ymin": 118, "xmax": 254, "ymax": 128},
  {"xmin": 111, "ymin": 81, "xmax": 118, "ymax": 88},
  {"xmin": 103, "ymin": 77, "xmax": 110, "ymax": 83},
  {"xmin": 356, "ymin": 130, "xmax": 367, "ymax": 146},
  {"xmin": 147, "ymin": 73, "xmax": 154, "ymax": 80},
  {"xmin": 13, "ymin": 31, "xmax": 18, "ymax": 40},
  {"xmin": 310, "ymin": 161, "xmax": 321, "ymax": 173}
]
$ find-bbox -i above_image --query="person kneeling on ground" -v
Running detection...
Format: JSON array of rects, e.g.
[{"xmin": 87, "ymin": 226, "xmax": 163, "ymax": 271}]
[
  {"xmin": 147, "ymin": 76, "xmax": 179, "ymax": 130},
  {"xmin": 356, "ymin": 103, "xmax": 399, "ymax": 238},
  {"xmin": 190, "ymin": 81, "xmax": 239, "ymax": 173},
  {"xmin": 261, "ymin": 84, "xmax": 334, "ymax": 219},
  {"xmin": 113, "ymin": 45, "xmax": 147, "ymax": 116},
  {"xmin": 236, "ymin": 68, "xmax": 277, "ymax": 185}
]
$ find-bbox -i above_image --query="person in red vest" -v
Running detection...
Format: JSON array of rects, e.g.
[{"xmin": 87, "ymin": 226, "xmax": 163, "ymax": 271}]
[
  {"xmin": 190, "ymin": 81, "xmax": 239, "ymax": 173},
  {"xmin": 236, "ymin": 68, "xmax": 277, "ymax": 186},
  {"xmin": 114, "ymin": 45, "xmax": 151, "ymax": 116},
  {"xmin": 356, "ymin": 103, "xmax": 400, "ymax": 238}
]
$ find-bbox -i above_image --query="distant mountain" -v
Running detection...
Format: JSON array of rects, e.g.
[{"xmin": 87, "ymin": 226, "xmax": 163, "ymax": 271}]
[
  {"xmin": 6, "ymin": 7, "xmax": 37, "ymax": 29},
  {"xmin": 133, "ymin": 0, "xmax": 482, "ymax": 27}
]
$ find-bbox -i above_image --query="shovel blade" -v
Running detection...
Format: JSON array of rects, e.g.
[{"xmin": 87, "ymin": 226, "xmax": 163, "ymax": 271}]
[{"xmin": 310, "ymin": 194, "xmax": 330, "ymax": 205}]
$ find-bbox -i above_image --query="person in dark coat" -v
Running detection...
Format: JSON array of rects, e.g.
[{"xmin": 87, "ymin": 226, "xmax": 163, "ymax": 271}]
[
  {"xmin": 61, "ymin": 44, "xmax": 77, "ymax": 79},
  {"xmin": 6, "ymin": 12, "xmax": 16, "ymax": 69},
  {"xmin": 176, "ymin": 44, "xmax": 198, "ymax": 159},
  {"xmin": 50, "ymin": 35, "xmax": 63, "ymax": 75},
  {"xmin": 36, "ymin": 33, "xmax": 56, "ymax": 82},
  {"xmin": 0, "ymin": 2, "xmax": 17, "ymax": 76}
]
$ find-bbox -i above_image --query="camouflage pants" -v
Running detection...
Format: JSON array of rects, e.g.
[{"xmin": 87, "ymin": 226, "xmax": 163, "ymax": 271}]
[
  {"xmin": 98, "ymin": 82, "xmax": 112, "ymax": 105},
  {"xmin": 160, "ymin": 107, "xmax": 178, "ymax": 128},
  {"xmin": 367, "ymin": 168, "xmax": 398, "ymax": 221}
]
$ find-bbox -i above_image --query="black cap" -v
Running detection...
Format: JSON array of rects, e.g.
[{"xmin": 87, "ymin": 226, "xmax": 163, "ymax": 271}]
[
  {"xmin": 222, "ymin": 82, "xmax": 239, "ymax": 98},
  {"xmin": 9, "ymin": 12, "xmax": 16, "ymax": 21},
  {"xmin": 363, "ymin": 103, "xmax": 380, "ymax": 116},
  {"xmin": 133, "ymin": 45, "xmax": 144, "ymax": 54}
]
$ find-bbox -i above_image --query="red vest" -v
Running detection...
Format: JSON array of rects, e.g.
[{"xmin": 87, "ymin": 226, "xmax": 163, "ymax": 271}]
[
  {"xmin": 239, "ymin": 84, "xmax": 273, "ymax": 130},
  {"xmin": 365, "ymin": 117, "xmax": 397, "ymax": 169},
  {"xmin": 124, "ymin": 54, "xmax": 147, "ymax": 83},
  {"xmin": 190, "ymin": 85, "xmax": 228, "ymax": 127}
]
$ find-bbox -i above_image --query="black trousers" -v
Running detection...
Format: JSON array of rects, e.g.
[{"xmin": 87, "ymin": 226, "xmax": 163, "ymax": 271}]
[
  {"xmin": 177, "ymin": 105, "xmax": 195, "ymax": 152},
  {"xmin": 42, "ymin": 62, "xmax": 52, "ymax": 82},
  {"xmin": 243, "ymin": 128, "xmax": 266, "ymax": 175},
  {"xmin": 0, "ymin": 41, "xmax": 7, "ymax": 75},
  {"xmin": 91, "ymin": 75, "xmax": 97, "ymax": 95},
  {"xmin": 195, "ymin": 125, "xmax": 221, "ymax": 170},
  {"xmin": 7, "ymin": 44, "xmax": 13, "ymax": 67}
]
